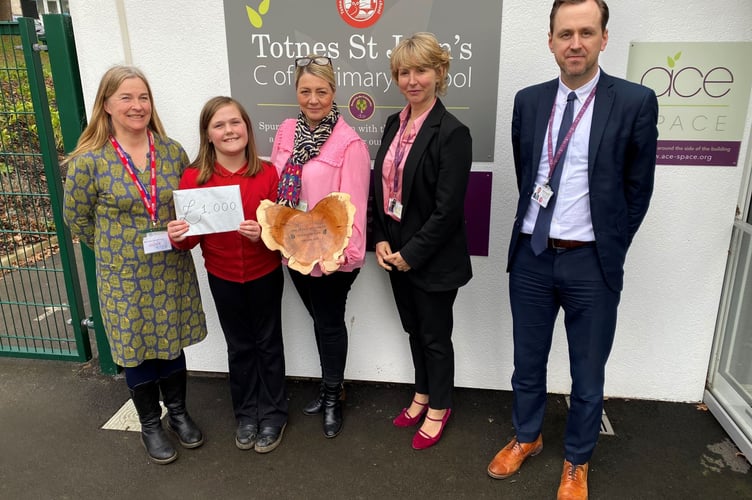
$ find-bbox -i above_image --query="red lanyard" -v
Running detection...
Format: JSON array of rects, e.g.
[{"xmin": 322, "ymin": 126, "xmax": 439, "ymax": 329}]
[
  {"xmin": 109, "ymin": 131, "xmax": 158, "ymax": 225},
  {"xmin": 545, "ymin": 85, "xmax": 597, "ymax": 183}
]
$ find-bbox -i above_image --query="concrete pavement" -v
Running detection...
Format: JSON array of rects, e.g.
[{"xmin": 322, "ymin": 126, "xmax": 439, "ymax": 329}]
[{"xmin": 0, "ymin": 357, "xmax": 750, "ymax": 499}]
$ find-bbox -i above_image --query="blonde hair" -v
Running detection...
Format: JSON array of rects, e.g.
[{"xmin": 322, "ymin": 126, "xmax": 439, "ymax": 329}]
[
  {"xmin": 66, "ymin": 65, "xmax": 165, "ymax": 161},
  {"xmin": 295, "ymin": 54, "xmax": 336, "ymax": 92},
  {"xmin": 189, "ymin": 96, "xmax": 263, "ymax": 184},
  {"xmin": 389, "ymin": 32, "xmax": 450, "ymax": 96}
]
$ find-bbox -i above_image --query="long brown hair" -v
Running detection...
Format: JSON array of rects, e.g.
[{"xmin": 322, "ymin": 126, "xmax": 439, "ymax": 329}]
[
  {"xmin": 65, "ymin": 65, "xmax": 165, "ymax": 161},
  {"xmin": 189, "ymin": 96, "xmax": 263, "ymax": 185}
]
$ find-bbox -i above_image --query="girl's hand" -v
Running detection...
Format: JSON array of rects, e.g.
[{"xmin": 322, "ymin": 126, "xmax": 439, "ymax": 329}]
[
  {"xmin": 167, "ymin": 219, "xmax": 190, "ymax": 242},
  {"xmin": 238, "ymin": 220, "xmax": 261, "ymax": 242}
]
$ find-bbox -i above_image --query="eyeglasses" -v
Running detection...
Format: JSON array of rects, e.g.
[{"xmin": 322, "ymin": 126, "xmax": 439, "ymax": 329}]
[{"xmin": 295, "ymin": 56, "xmax": 332, "ymax": 67}]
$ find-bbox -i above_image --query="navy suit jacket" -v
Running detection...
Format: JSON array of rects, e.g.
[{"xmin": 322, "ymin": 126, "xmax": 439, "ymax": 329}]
[
  {"xmin": 372, "ymin": 98, "xmax": 473, "ymax": 292},
  {"xmin": 507, "ymin": 71, "xmax": 658, "ymax": 291}
]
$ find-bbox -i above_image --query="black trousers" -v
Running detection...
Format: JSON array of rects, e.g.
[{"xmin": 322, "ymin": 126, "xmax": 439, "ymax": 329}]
[
  {"xmin": 388, "ymin": 270, "xmax": 458, "ymax": 410},
  {"xmin": 208, "ymin": 266, "xmax": 288, "ymax": 428},
  {"xmin": 288, "ymin": 267, "xmax": 359, "ymax": 385}
]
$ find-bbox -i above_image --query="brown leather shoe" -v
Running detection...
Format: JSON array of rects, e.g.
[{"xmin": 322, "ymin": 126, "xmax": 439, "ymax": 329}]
[
  {"xmin": 487, "ymin": 434, "xmax": 543, "ymax": 479},
  {"xmin": 557, "ymin": 460, "xmax": 588, "ymax": 500}
]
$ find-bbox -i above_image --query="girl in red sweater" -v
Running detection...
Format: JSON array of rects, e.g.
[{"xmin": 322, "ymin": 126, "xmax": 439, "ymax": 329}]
[{"xmin": 168, "ymin": 96, "xmax": 287, "ymax": 454}]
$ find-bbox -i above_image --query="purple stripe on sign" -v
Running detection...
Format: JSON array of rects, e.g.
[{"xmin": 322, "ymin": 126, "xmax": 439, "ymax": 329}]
[
  {"xmin": 656, "ymin": 140, "xmax": 740, "ymax": 166},
  {"xmin": 464, "ymin": 172, "xmax": 492, "ymax": 256},
  {"xmin": 366, "ymin": 171, "xmax": 493, "ymax": 257}
]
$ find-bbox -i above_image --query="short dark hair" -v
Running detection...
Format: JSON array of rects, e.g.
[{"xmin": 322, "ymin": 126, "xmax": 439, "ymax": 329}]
[{"xmin": 549, "ymin": 0, "xmax": 609, "ymax": 34}]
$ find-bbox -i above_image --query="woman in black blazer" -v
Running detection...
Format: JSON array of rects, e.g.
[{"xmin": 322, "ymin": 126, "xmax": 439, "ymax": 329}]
[{"xmin": 372, "ymin": 32, "xmax": 473, "ymax": 450}]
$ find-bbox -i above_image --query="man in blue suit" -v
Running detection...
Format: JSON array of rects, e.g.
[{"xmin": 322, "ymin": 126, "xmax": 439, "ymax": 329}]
[{"xmin": 487, "ymin": 1, "xmax": 658, "ymax": 498}]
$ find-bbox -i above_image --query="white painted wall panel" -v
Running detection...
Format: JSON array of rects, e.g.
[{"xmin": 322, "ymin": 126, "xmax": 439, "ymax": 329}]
[{"xmin": 68, "ymin": 0, "xmax": 752, "ymax": 402}]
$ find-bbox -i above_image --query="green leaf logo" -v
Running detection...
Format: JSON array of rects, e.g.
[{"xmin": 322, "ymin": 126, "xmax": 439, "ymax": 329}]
[
  {"xmin": 247, "ymin": 0, "xmax": 271, "ymax": 28},
  {"xmin": 667, "ymin": 51, "xmax": 682, "ymax": 68},
  {"xmin": 356, "ymin": 98, "xmax": 367, "ymax": 113}
]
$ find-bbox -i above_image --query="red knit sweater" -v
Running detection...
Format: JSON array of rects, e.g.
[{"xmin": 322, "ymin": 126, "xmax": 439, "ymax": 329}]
[{"xmin": 172, "ymin": 161, "xmax": 281, "ymax": 283}]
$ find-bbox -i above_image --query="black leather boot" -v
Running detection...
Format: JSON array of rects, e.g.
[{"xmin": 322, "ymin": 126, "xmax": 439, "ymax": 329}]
[
  {"xmin": 302, "ymin": 381, "xmax": 325, "ymax": 415},
  {"xmin": 130, "ymin": 382, "xmax": 177, "ymax": 464},
  {"xmin": 160, "ymin": 370, "xmax": 204, "ymax": 448},
  {"xmin": 322, "ymin": 382, "xmax": 343, "ymax": 438}
]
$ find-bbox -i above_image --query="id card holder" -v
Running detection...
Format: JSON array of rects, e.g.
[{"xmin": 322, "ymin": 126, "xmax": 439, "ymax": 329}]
[
  {"xmin": 387, "ymin": 197, "xmax": 403, "ymax": 220},
  {"xmin": 142, "ymin": 228, "xmax": 172, "ymax": 254},
  {"xmin": 297, "ymin": 200, "xmax": 308, "ymax": 212},
  {"xmin": 532, "ymin": 183, "xmax": 554, "ymax": 208}
]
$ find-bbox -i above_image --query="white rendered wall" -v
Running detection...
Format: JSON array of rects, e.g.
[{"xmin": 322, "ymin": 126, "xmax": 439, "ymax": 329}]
[{"xmin": 68, "ymin": 1, "xmax": 752, "ymax": 402}]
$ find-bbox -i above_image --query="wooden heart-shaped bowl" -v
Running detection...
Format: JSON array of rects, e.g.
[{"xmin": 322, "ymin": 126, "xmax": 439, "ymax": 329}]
[{"xmin": 257, "ymin": 192, "xmax": 355, "ymax": 274}]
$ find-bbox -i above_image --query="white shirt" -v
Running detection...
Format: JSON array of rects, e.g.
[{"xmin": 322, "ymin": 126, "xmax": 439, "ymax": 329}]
[{"xmin": 521, "ymin": 71, "xmax": 600, "ymax": 241}]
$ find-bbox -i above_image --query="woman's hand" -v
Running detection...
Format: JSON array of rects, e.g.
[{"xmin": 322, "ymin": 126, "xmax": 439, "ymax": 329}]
[
  {"xmin": 167, "ymin": 219, "xmax": 190, "ymax": 243},
  {"xmin": 238, "ymin": 220, "xmax": 261, "ymax": 242},
  {"xmin": 384, "ymin": 251, "xmax": 411, "ymax": 272},
  {"xmin": 375, "ymin": 241, "xmax": 393, "ymax": 271},
  {"xmin": 319, "ymin": 254, "xmax": 346, "ymax": 276},
  {"xmin": 376, "ymin": 241, "xmax": 410, "ymax": 272}
]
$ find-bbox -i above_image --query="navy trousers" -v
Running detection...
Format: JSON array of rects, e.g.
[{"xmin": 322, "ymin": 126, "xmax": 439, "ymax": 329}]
[
  {"xmin": 509, "ymin": 235, "xmax": 621, "ymax": 465},
  {"xmin": 124, "ymin": 351, "xmax": 186, "ymax": 389}
]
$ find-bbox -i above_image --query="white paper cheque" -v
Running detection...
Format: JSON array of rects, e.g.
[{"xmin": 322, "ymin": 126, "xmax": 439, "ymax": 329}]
[{"xmin": 173, "ymin": 185, "xmax": 244, "ymax": 236}]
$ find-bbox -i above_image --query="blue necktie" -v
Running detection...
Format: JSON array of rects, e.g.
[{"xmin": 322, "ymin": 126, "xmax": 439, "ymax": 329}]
[{"xmin": 531, "ymin": 91, "xmax": 577, "ymax": 255}]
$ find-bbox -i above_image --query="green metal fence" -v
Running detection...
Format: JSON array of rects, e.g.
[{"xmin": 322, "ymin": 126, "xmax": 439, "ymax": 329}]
[
  {"xmin": 44, "ymin": 14, "xmax": 118, "ymax": 374},
  {"xmin": 0, "ymin": 17, "xmax": 91, "ymax": 362}
]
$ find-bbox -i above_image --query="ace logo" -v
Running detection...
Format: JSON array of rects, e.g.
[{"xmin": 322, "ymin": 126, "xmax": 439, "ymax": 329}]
[
  {"xmin": 635, "ymin": 47, "xmax": 740, "ymax": 134},
  {"xmin": 627, "ymin": 41, "xmax": 752, "ymax": 165},
  {"xmin": 639, "ymin": 51, "xmax": 734, "ymax": 99}
]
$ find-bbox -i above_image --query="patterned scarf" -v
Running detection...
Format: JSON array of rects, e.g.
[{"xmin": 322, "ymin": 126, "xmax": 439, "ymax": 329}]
[{"xmin": 276, "ymin": 103, "xmax": 340, "ymax": 208}]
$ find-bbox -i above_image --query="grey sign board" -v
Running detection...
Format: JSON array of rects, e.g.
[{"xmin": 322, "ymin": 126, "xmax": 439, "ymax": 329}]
[{"xmin": 223, "ymin": 0, "xmax": 502, "ymax": 161}]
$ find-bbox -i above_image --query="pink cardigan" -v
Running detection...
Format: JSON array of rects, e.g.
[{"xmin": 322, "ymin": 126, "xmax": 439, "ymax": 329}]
[{"xmin": 270, "ymin": 117, "xmax": 371, "ymax": 276}]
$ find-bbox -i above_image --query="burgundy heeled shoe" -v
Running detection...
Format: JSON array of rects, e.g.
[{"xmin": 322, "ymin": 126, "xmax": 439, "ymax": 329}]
[
  {"xmin": 412, "ymin": 408, "xmax": 451, "ymax": 450},
  {"xmin": 392, "ymin": 399, "xmax": 428, "ymax": 427}
]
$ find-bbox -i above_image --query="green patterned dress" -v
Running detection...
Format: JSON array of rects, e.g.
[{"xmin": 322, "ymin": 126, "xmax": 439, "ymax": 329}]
[{"xmin": 63, "ymin": 134, "xmax": 207, "ymax": 367}]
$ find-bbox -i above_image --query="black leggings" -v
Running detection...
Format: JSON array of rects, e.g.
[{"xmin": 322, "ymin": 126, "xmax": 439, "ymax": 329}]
[{"xmin": 288, "ymin": 268, "xmax": 359, "ymax": 385}]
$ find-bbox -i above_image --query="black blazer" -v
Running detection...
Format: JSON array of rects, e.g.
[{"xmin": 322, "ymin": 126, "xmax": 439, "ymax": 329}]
[
  {"xmin": 372, "ymin": 99, "xmax": 473, "ymax": 292},
  {"xmin": 508, "ymin": 71, "xmax": 659, "ymax": 291}
]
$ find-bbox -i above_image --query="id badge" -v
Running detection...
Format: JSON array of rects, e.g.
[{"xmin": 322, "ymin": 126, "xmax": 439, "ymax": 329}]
[
  {"xmin": 143, "ymin": 230, "xmax": 172, "ymax": 254},
  {"xmin": 387, "ymin": 197, "xmax": 403, "ymax": 220},
  {"xmin": 532, "ymin": 183, "xmax": 554, "ymax": 208},
  {"xmin": 297, "ymin": 200, "xmax": 308, "ymax": 212}
]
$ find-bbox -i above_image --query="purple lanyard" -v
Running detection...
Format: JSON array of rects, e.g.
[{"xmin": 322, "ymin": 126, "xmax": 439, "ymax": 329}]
[
  {"xmin": 109, "ymin": 131, "xmax": 158, "ymax": 225},
  {"xmin": 545, "ymin": 85, "xmax": 597, "ymax": 183},
  {"xmin": 389, "ymin": 119, "xmax": 410, "ymax": 195}
]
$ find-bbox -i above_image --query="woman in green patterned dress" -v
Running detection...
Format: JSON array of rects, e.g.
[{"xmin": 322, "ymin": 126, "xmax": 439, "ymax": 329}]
[{"xmin": 63, "ymin": 66, "xmax": 207, "ymax": 465}]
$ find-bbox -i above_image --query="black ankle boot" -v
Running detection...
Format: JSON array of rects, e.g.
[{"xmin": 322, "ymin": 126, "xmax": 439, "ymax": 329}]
[
  {"xmin": 160, "ymin": 370, "xmax": 204, "ymax": 448},
  {"xmin": 302, "ymin": 382, "xmax": 325, "ymax": 415},
  {"xmin": 130, "ymin": 382, "xmax": 177, "ymax": 464},
  {"xmin": 323, "ymin": 382, "xmax": 343, "ymax": 438}
]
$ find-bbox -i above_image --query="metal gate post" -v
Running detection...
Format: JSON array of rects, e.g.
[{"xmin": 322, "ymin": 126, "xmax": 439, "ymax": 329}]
[
  {"xmin": 42, "ymin": 14, "xmax": 118, "ymax": 374},
  {"xmin": 16, "ymin": 17, "xmax": 91, "ymax": 361}
]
